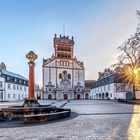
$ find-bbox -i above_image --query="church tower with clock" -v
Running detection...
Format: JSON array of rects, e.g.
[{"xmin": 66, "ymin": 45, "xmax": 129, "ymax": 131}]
[{"xmin": 42, "ymin": 34, "xmax": 85, "ymax": 100}]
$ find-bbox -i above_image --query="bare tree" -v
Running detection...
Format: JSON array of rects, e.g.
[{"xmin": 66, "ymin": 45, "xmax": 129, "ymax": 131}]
[{"xmin": 114, "ymin": 12, "xmax": 140, "ymax": 99}]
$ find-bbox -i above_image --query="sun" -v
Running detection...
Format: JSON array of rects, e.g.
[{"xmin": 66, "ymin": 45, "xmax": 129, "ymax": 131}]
[{"xmin": 133, "ymin": 68, "xmax": 138, "ymax": 75}]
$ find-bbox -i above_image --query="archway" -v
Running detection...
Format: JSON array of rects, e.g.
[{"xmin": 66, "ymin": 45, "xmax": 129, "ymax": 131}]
[
  {"xmin": 48, "ymin": 94, "xmax": 52, "ymax": 100},
  {"xmin": 64, "ymin": 94, "xmax": 68, "ymax": 100},
  {"xmin": 96, "ymin": 94, "xmax": 98, "ymax": 99},
  {"xmin": 85, "ymin": 93, "xmax": 88, "ymax": 99},
  {"xmin": 99, "ymin": 93, "xmax": 101, "ymax": 99},
  {"xmin": 102, "ymin": 93, "xmax": 105, "ymax": 99},
  {"xmin": 106, "ymin": 92, "xmax": 109, "ymax": 99},
  {"xmin": 77, "ymin": 94, "xmax": 80, "ymax": 100},
  {"xmin": 37, "ymin": 94, "xmax": 41, "ymax": 99}
]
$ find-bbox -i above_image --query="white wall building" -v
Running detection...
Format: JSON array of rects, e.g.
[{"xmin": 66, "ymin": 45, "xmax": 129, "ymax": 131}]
[
  {"xmin": 42, "ymin": 34, "xmax": 85, "ymax": 100},
  {"xmin": 0, "ymin": 62, "xmax": 28, "ymax": 101},
  {"xmin": 34, "ymin": 84, "xmax": 42, "ymax": 99},
  {"xmin": 90, "ymin": 73, "xmax": 140, "ymax": 100},
  {"xmin": 0, "ymin": 76, "xmax": 5, "ymax": 101}
]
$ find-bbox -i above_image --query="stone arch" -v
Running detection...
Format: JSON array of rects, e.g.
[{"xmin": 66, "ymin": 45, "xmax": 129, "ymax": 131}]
[
  {"xmin": 85, "ymin": 93, "xmax": 89, "ymax": 99},
  {"xmin": 102, "ymin": 93, "xmax": 105, "ymax": 99},
  {"xmin": 37, "ymin": 94, "xmax": 41, "ymax": 99},
  {"xmin": 106, "ymin": 92, "xmax": 109, "ymax": 99},
  {"xmin": 99, "ymin": 93, "xmax": 101, "ymax": 99},
  {"xmin": 96, "ymin": 94, "xmax": 98, "ymax": 99},
  {"xmin": 77, "ymin": 94, "xmax": 80, "ymax": 100},
  {"xmin": 48, "ymin": 94, "xmax": 52, "ymax": 100},
  {"xmin": 64, "ymin": 94, "xmax": 68, "ymax": 100}
]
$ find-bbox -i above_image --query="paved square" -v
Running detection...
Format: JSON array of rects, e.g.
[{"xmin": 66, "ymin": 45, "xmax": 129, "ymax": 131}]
[{"xmin": 0, "ymin": 100, "xmax": 140, "ymax": 140}]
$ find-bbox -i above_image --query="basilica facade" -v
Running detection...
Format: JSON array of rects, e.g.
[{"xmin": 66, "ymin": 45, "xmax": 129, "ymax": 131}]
[{"xmin": 42, "ymin": 34, "xmax": 85, "ymax": 100}]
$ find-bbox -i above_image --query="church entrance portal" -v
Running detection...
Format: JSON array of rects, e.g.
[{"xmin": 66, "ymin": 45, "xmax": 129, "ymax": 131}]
[
  {"xmin": 77, "ymin": 94, "xmax": 80, "ymax": 100},
  {"xmin": 48, "ymin": 94, "xmax": 52, "ymax": 100},
  {"xmin": 85, "ymin": 93, "xmax": 88, "ymax": 99},
  {"xmin": 64, "ymin": 94, "xmax": 68, "ymax": 100}
]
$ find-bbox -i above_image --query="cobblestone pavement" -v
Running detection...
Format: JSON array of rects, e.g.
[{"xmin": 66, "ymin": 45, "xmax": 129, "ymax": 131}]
[{"xmin": 0, "ymin": 100, "xmax": 140, "ymax": 140}]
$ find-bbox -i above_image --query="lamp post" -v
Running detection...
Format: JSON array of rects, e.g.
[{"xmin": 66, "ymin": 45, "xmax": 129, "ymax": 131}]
[{"xmin": 26, "ymin": 51, "xmax": 38, "ymax": 99}]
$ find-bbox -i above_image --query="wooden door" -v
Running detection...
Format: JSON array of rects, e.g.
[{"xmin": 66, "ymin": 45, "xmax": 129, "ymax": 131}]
[
  {"xmin": 48, "ymin": 94, "xmax": 52, "ymax": 100},
  {"xmin": 64, "ymin": 94, "xmax": 68, "ymax": 100},
  {"xmin": 77, "ymin": 94, "xmax": 80, "ymax": 100}
]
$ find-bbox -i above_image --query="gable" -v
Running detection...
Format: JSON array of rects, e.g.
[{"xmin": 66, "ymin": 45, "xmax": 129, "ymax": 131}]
[
  {"xmin": 44, "ymin": 58, "xmax": 56, "ymax": 67},
  {"xmin": 74, "ymin": 60, "xmax": 84, "ymax": 70}
]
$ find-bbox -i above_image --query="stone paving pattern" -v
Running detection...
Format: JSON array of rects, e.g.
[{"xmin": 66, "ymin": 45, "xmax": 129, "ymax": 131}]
[{"xmin": 0, "ymin": 100, "xmax": 140, "ymax": 140}]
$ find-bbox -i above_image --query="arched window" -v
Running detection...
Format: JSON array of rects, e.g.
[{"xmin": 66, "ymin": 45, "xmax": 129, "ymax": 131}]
[
  {"xmin": 59, "ymin": 73, "xmax": 62, "ymax": 79},
  {"xmin": 66, "ymin": 61, "xmax": 69, "ymax": 66}
]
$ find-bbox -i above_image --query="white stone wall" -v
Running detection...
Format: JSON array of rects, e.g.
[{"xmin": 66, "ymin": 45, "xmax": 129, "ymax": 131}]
[
  {"xmin": 44, "ymin": 59, "xmax": 84, "ymax": 89},
  {"xmin": 114, "ymin": 91, "xmax": 126, "ymax": 99},
  {"xmin": 90, "ymin": 83, "xmax": 116, "ymax": 100},
  {"xmin": 74, "ymin": 69, "xmax": 84, "ymax": 87},
  {"xmin": 135, "ymin": 91, "xmax": 140, "ymax": 99},
  {"xmin": 44, "ymin": 67, "xmax": 49, "ymax": 85},
  {"xmin": 50, "ymin": 68, "xmax": 56, "ymax": 86},
  {"xmin": 5, "ymin": 83, "xmax": 28, "ymax": 101},
  {"xmin": 90, "ymin": 82, "xmax": 135, "ymax": 100},
  {"xmin": 43, "ymin": 58, "xmax": 85, "ymax": 100},
  {"xmin": 0, "ymin": 77, "xmax": 5, "ymax": 101}
]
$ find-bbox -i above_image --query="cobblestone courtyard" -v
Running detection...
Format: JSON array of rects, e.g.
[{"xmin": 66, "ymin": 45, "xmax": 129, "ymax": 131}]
[{"xmin": 0, "ymin": 100, "xmax": 140, "ymax": 140}]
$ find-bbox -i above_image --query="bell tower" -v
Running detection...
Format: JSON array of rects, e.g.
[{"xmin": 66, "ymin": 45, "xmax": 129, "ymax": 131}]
[{"xmin": 54, "ymin": 34, "xmax": 74, "ymax": 59}]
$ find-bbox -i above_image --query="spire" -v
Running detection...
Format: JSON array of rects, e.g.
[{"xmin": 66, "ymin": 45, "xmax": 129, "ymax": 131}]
[
  {"xmin": 63, "ymin": 25, "xmax": 65, "ymax": 36},
  {"xmin": 136, "ymin": 10, "xmax": 140, "ymax": 32}
]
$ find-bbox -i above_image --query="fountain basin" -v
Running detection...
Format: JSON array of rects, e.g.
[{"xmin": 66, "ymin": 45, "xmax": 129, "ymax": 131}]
[{"xmin": 0, "ymin": 99, "xmax": 71, "ymax": 123}]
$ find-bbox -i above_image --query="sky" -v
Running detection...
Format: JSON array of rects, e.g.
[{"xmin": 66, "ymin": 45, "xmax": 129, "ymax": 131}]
[{"xmin": 0, "ymin": 0, "xmax": 140, "ymax": 85}]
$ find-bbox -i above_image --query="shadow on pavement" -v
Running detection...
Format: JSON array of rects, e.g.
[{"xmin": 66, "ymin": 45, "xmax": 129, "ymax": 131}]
[
  {"xmin": 78, "ymin": 112, "xmax": 140, "ymax": 116},
  {"xmin": 0, "ymin": 112, "xmax": 78, "ymax": 128}
]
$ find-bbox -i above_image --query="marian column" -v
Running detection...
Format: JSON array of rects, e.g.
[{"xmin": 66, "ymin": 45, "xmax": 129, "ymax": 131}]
[{"xmin": 26, "ymin": 51, "xmax": 38, "ymax": 99}]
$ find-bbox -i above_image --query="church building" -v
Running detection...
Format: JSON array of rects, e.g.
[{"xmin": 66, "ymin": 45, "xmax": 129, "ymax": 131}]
[{"xmin": 42, "ymin": 34, "xmax": 85, "ymax": 100}]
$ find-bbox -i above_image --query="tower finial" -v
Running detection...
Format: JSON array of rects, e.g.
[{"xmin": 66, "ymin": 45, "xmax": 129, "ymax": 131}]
[
  {"xmin": 63, "ymin": 25, "xmax": 65, "ymax": 36},
  {"xmin": 136, "ymin": 10, "xmax": 140, "ymax": 31}
]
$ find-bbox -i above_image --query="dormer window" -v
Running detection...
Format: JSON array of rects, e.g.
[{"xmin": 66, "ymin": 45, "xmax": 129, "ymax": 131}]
[
  {"xmin": 8, "ymin": 83, "xmax": 11, "ymax": 89},
  {"xmin": 7, "ymin": 76, "xmax": 9, "ymax": 80}
]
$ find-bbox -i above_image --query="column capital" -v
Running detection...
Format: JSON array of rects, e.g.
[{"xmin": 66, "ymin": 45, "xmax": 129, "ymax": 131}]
[{"xmin": 28, "ymin": 61, "xmax": 35, "ymax": 67}]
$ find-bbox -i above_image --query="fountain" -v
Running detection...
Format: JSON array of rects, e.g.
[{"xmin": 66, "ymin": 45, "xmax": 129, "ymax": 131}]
[{"xmin": 0, "ymin": 51, "xmax": 71, "ymax": 123}]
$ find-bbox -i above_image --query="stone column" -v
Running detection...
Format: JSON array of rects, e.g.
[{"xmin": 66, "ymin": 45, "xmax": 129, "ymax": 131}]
[{"xmin": 26, "ymin": 51, "xmax": 38, "ymax": 99}]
